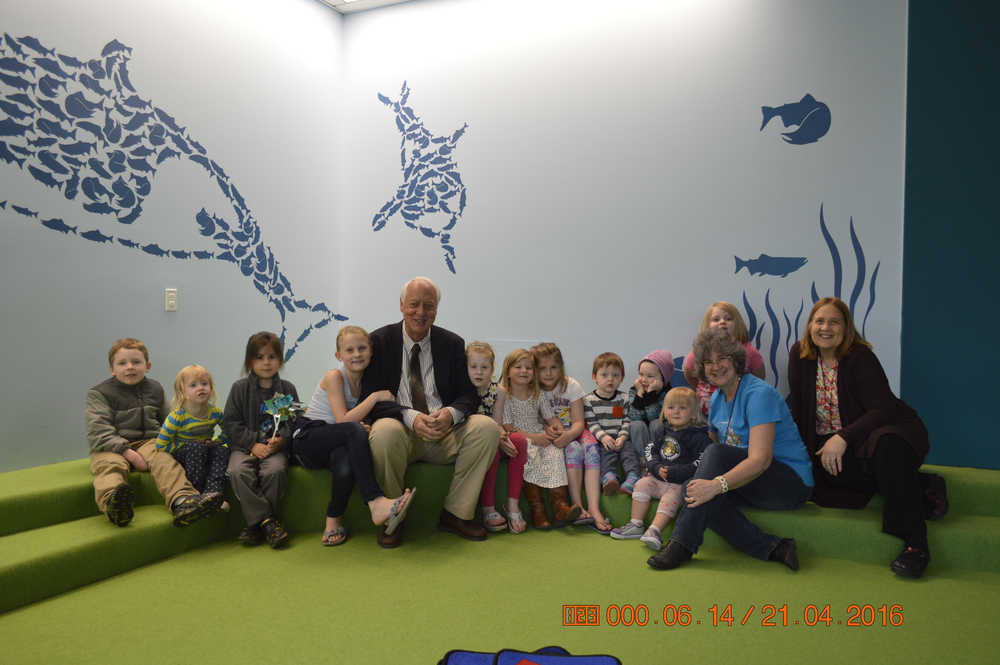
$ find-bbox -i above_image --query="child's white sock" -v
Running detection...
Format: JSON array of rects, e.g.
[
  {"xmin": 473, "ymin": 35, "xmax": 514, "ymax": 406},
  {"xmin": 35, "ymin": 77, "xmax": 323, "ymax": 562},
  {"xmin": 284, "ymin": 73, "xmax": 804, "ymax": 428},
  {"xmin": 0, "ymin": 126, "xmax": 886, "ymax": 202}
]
[
  {"xmin": 647, "ymin": 525, "xmax": 661, "ymax": 536},
  {"xmin": 630, "ymin": 518, "xmax": 643, "ymax": 527}
]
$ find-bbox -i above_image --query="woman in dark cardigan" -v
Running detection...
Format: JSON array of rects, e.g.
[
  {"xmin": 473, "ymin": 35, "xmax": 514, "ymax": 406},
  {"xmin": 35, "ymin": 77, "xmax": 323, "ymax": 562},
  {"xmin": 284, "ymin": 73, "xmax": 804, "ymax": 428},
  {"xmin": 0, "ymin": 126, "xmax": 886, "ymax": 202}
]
[{"xmin": 788, "ymin": 297, "xmax": 944, "ymax": 579}]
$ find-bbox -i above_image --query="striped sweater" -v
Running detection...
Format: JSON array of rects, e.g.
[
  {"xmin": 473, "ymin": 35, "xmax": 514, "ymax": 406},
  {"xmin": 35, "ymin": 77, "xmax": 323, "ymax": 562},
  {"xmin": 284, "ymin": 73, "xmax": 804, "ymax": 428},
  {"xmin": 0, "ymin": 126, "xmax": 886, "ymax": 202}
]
[
  {"xmin": 583, "ymin": 389, "xmax": 630, "ymax": 441},
  {"xmin": 155, "ymin": 405, "xmax": 228, "ymax": 453}
]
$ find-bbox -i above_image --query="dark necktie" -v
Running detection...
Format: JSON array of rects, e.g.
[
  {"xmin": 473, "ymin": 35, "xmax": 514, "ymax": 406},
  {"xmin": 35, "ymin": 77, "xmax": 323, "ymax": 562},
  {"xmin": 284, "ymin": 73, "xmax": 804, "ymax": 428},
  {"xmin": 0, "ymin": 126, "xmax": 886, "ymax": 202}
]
[{"xmin": 409, "ymin": 344, "xmax": 429, "ymax": 414}]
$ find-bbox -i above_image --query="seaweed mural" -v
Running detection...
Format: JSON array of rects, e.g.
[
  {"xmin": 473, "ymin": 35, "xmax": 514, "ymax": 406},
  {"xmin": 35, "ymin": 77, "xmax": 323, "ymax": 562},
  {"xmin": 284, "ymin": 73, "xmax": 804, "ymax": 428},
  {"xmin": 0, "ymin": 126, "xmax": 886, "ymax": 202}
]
[
  {"xmin": 0, "ymin": 34, "xmax": 345, "ymax": 359},
  {"xmin": 371, "ymin": 81, "xmax": 468, "ymax": 274},
  {"xmin": 740, "ymin": 204, "xmax": 880, "ymax": 386}
]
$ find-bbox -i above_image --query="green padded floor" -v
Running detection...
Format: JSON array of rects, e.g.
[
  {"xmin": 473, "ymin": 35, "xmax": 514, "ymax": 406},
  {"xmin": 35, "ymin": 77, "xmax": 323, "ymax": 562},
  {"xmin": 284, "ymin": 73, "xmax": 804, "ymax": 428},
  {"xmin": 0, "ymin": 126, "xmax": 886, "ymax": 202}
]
[{"xmin": 1, "ymin": 525, "xmax": 995, "ymax": 665}]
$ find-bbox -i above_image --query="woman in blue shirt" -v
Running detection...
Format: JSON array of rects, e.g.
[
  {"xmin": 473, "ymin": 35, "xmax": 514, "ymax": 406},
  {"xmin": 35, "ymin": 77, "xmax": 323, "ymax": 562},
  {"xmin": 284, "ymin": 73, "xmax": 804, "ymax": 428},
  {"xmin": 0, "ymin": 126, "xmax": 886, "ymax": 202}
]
[{"xmin": 648, "ymin": 328, "xmax": 813, "ymax": 570}]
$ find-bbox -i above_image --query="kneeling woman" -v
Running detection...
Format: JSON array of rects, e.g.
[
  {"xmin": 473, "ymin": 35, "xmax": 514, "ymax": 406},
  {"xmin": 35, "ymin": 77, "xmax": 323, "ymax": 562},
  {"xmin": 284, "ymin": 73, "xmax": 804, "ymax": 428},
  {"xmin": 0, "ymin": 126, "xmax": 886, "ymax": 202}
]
[
  {"xmin": 788, "ymin": 298, "xmax": 937, "ymax": 578},
  {"xmin": 292, "ymin": 326, "xmax": 414, "ymax": 546},
  {"xmin": 648, "ymin": 328, "xmax": 813, "ymax": 570}
]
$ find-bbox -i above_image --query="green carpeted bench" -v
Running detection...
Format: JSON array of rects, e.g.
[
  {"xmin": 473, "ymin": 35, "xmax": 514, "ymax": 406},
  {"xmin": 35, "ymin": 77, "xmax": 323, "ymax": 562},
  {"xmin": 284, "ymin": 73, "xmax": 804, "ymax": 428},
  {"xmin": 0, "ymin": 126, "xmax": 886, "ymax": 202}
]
[{"xmin": 1, "ymin": 459, "xmax": 998, "ymax": 615}]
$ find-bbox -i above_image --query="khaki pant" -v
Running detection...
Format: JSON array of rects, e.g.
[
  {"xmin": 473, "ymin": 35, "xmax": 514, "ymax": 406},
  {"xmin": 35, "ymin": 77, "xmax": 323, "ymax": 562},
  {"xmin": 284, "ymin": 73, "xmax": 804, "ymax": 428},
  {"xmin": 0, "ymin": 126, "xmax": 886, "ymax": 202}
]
[
  {"xmin": 369, "ymin": 414, "xmax": 500, "ymax": 520},
  {"xmin": 89, "ymin": 439, "xmax": 197, "ymax": 511}
]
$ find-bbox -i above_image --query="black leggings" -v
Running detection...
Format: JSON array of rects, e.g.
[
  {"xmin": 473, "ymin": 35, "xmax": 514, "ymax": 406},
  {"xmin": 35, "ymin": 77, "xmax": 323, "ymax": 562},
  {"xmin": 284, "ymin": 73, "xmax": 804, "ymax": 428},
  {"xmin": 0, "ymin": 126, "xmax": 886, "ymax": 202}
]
[{"xmin": 291, "ymin": 421, "xmax": 383, "ymax": 518}]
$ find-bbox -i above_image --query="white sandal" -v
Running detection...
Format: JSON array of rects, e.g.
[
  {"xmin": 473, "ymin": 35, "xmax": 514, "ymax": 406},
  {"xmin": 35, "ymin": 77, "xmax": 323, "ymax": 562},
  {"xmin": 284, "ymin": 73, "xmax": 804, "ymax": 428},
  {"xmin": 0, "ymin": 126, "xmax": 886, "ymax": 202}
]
[
  {"xmin": 482, "ymin": 508, "xmax": 507, "ymax": 532},
  {"xmin": 507, "ymin": 511, "xmax": 527, "ymax": 534}
]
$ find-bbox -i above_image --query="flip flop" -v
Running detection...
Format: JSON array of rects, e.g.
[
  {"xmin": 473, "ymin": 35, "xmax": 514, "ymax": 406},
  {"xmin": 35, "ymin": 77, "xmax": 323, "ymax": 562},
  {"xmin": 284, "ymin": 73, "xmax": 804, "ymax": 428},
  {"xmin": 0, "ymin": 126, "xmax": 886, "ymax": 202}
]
[
  {"xmin": 384, "ymin": 487, "xmax": 416, "ymax": 536},
  {"xmin": 590, "ymin": 517, "xmax": 613, "ymax": 535},
  {"xmin": 322, "ymin": 527, "xmax": 348, "ymax": 546}
]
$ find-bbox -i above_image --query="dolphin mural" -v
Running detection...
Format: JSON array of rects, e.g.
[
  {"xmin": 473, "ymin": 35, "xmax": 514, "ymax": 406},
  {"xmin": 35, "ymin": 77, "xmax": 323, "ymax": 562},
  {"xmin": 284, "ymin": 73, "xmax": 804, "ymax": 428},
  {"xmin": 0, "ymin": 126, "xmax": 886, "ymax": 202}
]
[
  {"xmin": 760, "ymin": 93, "xmax": 831, "ymax": 145},
  {"xmin": 0, "ymin": 34, "xmax": 345, "ymax": 359},
  {"xmin": 734, "ymin": 253, "xmax": 807, "ymax": 277},
  {"xmin": 371, "ymin": 81, "xmax": 467, "ymax": 274}
]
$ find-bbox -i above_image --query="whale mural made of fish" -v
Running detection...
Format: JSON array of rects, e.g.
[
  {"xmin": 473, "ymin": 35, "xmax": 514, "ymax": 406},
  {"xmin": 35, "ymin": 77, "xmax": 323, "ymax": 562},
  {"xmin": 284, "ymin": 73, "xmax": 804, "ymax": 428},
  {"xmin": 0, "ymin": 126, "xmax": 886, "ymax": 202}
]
[
  {"xmin": 371, "ymin": 81, "xmax": 467, "ymax": 274},
  {"xmin": 0, "ymin": 34, "xmax": 345, "ymax": 360}
]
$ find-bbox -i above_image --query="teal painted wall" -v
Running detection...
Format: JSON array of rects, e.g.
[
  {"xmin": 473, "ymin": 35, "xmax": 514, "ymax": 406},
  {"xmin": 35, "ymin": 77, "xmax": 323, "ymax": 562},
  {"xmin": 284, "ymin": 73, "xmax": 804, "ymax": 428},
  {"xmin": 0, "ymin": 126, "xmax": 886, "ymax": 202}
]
[{"xmin": 902, "ymin": 1, "xmax": 999, "ymax": 468}]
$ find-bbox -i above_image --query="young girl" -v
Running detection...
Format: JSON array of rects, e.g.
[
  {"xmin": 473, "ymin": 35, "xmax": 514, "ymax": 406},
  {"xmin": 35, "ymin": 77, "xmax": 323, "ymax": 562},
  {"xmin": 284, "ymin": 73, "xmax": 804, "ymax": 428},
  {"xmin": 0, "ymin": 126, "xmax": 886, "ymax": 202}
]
[
  {"xmin": 531, "ymin": 342, "xmax": 604, "ymax": 530},
  {"xmin": 683, "ymin": 301, "xmax": 766, "ymax": 415},
  {"xmin": 222, "ymin": 332, "xmax": 299, "ymax": 549},
  {"xmin": 625, "ymin": 349, "xmax": 674, "ymax": 491},
  {"xmin": 291, "ymin": 326, "xmax": 414, "ymax": 546},
  {"xmin": 156, "ymin": 365, "xmax": 230, "ymax": 512},
  {"xmin": 610, "ymin": 387, "xmax": 710, "ymax": 550},
  {"xmin": 468, "ymin": 342, "xmax": 525, "ymax": 534},
  {"xmin": 502, "ymin": 348, "xmax": 578, "ymax": 529}
]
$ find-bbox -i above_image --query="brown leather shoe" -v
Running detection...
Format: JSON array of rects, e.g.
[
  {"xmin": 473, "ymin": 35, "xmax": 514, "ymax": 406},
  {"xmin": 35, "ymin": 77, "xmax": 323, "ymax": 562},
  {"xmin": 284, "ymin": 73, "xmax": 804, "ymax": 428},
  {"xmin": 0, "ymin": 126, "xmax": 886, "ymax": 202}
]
[
  {"xmin": 522, "ymin": 482, "xmax": 551, "ymax": 530},
  {"xmin": 438, "ymin": 509, "xmax": 487, "ymax": 541},
  {"xmin": 377, "ymin": 523, "xmax": 403, "ymax": 548},
  {"xmin": 549, "ymin": 486, "xmax": 582, "ymax": 528}
]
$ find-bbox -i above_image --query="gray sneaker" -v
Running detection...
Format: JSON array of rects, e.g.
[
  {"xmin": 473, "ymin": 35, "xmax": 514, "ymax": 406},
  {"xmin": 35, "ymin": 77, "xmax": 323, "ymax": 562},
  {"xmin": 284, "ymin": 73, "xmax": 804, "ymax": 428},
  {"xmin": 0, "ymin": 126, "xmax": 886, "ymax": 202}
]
[
  {"xmin": 640, "ymin": 529, "xmax": 663, "ymax": 550},
  {"xmin": 610, "ymin": 521, "xmax": 644, "ymax": 540}
]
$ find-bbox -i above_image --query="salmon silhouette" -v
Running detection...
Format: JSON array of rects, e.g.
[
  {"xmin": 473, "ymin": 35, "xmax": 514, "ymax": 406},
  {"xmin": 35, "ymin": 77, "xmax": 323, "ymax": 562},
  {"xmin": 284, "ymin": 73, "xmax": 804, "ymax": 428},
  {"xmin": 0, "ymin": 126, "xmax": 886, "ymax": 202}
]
[
  {"xmin": 735, "ymin": 253, "xmax": 807, "ymax": 278},
  {"xmin": 371, "ymin": 81, "xmax": 467, "ymax": 273},
  {"xmin": 0, "ymin": 34, "xmax": 344, "ymax": 359},
  {"xmin": 760, "ymin": 94, "xmax": 831, "ymax": 145}
]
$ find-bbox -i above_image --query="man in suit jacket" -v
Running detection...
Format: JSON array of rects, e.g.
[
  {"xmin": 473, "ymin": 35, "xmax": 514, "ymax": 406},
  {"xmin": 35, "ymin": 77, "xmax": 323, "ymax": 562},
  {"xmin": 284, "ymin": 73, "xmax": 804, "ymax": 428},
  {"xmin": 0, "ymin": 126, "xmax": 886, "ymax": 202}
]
[{"xmin": 361, "ymin": 276, "xmax": 500, "ymax": 547}]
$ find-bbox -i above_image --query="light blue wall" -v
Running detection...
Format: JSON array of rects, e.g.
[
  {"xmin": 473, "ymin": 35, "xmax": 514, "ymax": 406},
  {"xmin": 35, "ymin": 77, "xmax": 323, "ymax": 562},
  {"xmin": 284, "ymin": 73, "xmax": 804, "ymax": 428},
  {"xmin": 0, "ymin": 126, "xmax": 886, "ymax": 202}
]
[{"xmin": 1, "ymin": 0, "xmax": 912, "ymax": 471}]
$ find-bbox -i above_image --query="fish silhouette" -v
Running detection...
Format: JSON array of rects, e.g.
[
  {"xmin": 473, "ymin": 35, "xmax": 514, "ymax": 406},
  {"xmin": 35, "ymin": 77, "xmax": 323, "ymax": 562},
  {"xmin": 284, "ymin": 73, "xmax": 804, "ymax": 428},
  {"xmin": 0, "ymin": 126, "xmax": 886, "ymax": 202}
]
[
  {"xmin": 0, "ymin": 117, "xmax": 32, "ymax": 137},
  {"xmin": 0, "ymin": 71, "xmax": 32, "ymax": 91},
  {"xmin": 372, "ymin": 82, "xmax": 468, "ymax": 274},
  {"xmin": 11, "ymin": 204, "xmax": 37, "ymax": 217},
  {"xmin": 27, "ymin": 165, "xmax": 60, "ymax": 188},
  {"xmin": 735, "ymin": 253, "xmax": 807, "ymax": 278},
  {"xmin": 0, "ymin": 141, "xmax": 25, "ymax": 167},
  {"xmin": 0, "ymin": 99, "xmax": 32, "ymax": 120},
  {"xmin": 0, "ymin": 56, "xmax": 32, "ymax": 75},
  {"xmin": 81, "ymin": 228, "xmax": 114, "ymax": 244},
  {"xmin": 760, "ymin": 94, "xmax": 831, "ymax": 145},
  {"xmin": 3, "ymin": 34, "xmax": 24, "ymax": 57},
  {"xmin": 36, "ymin": 117, "xmax": 75, "ymax": 140},
  {"xmin": 41, "ymin": 217, "xmax": 76, "ymax": 234},
  {"xmin": 17, "ymin": 36, "xmax": 54, "ymax": 57},
  {"xmin": 0, "ymin": 35, "xmax": 344, "ymax": 359}
]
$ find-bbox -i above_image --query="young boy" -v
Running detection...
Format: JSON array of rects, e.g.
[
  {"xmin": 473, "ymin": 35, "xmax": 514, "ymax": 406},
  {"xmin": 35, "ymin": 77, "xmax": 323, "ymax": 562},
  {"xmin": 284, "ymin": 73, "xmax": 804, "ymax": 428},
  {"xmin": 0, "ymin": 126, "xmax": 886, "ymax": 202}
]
[
  {"xmin": 583, "ymin": 352, "xmax": 641, "ymax": 497},
  {"xmin": 86, "ymin": 338, "xmax": 221, "ymax": 527}
]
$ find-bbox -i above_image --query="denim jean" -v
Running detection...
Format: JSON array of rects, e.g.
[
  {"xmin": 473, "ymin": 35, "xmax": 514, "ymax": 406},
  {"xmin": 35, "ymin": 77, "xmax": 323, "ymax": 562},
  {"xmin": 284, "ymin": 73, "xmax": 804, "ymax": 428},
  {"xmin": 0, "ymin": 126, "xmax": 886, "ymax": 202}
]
[
  {"xmin": 669, "ymin": 443, "xmax": 812, "ymax": 560},
  {"xmin": 629, "ymin": 419, "xmax": 664, "ymax": 465}
]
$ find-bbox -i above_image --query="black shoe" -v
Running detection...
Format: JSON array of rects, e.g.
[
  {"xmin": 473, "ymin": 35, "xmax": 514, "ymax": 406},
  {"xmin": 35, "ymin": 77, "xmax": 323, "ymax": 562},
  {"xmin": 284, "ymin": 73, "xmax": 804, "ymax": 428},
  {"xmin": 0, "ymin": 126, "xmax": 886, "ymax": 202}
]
[
  {"xmin": 891, "ymin": 546, "xmax": 929, "ymax": 579},
  {"xmin": 105, "ymin": 483, "xmax": 135, "ymax": 527},
  {"xmin": 261, "ymin": 517, "xmax": 290, "ymax": 549},
  {"xmin": 171, "ymin": 494, "xmax": 212, "ymax": 527},
  {"xmin": 647, "ymin": 540, "xmax": 693, "ymax": 570},
  {"xmin": 238, "ymin": 524, "xmax": 265, "ymax": 546},
  {"xmin": 769, "ymin": 538, "xmax": 799, "ymax": 571}
]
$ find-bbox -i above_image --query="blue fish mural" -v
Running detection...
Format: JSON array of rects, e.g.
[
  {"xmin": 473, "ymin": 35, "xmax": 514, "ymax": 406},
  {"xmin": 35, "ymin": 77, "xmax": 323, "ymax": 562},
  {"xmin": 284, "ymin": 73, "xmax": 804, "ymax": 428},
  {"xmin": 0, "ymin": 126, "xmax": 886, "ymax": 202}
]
[
  {"xmin": 734, "ymin": 253, "xmax": 807, "ymax": 277},
  {"xmin": 739, "ymin": 205, "xmax": 881, "ymax": 387},
  {"xmin": 372, "ymin": 81, "xmax": 468, "ymax": 274},
  {"xmin": 760, "ymin": 93, "xmax": 831, "ymax": 145},
  {"xmin": 0, "ymin": 35, "xmax": 345, "ymax": 359}
]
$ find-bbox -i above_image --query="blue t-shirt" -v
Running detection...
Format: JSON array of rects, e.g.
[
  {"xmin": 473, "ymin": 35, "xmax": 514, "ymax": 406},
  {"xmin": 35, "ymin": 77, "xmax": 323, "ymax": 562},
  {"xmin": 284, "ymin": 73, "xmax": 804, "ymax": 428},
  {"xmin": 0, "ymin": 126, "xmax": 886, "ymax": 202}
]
[{"xmin": 708, "ymin": 374, "xmax": 814, "ymax": 487}]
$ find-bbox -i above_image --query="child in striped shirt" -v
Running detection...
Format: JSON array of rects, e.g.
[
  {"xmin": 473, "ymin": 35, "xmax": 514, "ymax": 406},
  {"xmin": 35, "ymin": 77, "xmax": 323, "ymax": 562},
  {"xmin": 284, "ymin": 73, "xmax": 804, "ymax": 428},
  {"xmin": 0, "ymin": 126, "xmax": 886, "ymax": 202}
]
[
  {"xmin": 156, "ymin": 365, "xmax": 230, "ymax": 509},
  {"xmin": 584, "ymin": 352, "xmax": 640, "ymax": 505}
]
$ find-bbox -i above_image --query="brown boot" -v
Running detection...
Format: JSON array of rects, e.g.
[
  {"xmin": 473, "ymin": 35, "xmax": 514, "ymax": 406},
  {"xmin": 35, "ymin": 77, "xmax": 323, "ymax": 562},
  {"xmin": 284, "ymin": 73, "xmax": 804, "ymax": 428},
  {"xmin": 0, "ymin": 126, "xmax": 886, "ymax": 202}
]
[
  {"xmin": 549, "ymin": 486, "xmax": 582, "ymax": 528},
  {"xmin": 522, "ymin": 482, "xmax": 551, "ymax": 530}
]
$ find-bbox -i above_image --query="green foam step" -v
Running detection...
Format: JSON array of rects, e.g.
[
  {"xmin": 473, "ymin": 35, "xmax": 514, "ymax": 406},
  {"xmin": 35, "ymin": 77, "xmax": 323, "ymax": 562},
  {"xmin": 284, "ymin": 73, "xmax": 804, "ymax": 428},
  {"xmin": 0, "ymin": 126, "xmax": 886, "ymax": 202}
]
[{"xmin": 0, "ymin": 505, "xmax": 233, "ymax": 614}]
